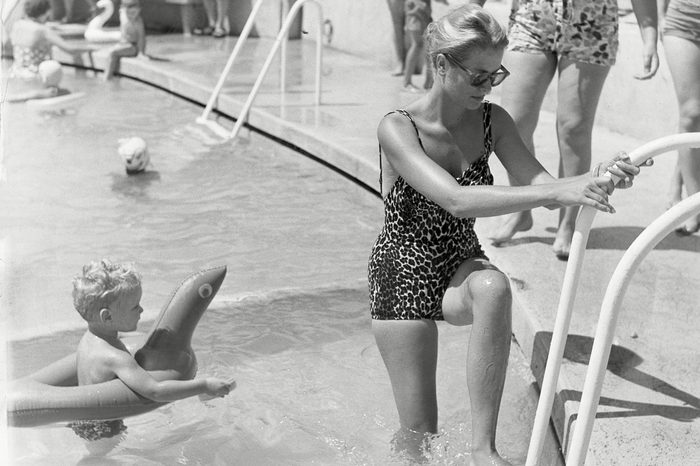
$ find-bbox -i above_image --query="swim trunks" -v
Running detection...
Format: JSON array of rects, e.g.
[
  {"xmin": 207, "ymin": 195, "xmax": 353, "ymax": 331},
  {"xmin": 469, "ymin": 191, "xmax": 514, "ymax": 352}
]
[
  {"xmin": 508, "ymin": 0, "xmax": 619, "ymax": 66},
  {"xmin": 368, "ymin": 104, "xmax": 493, "ymax": 320},
  {"xmin": 11, "ymin": 43, "xmax": 52, "ymax": 80},
  {"xmin": 68, "ymin": 419, "xmax": 127, "ymax": 441},
  {"xmin": 663, "ymin": 0, "xmax": 700, "ymax": 45},
  {"xmin": 405, "ymin": 0, "xmax": 432, "ymax": 33}
]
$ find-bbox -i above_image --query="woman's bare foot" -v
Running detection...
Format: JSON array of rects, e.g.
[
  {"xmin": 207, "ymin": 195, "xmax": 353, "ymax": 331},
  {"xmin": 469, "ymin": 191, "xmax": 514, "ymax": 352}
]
[
  {"xmin": 469, "ymin": 449, "xmax": 513, "ymax": 466},
  {"xmin": 391, "ymin": 66, "xmax": 404, "ymax": 77},
  {"xmin": 489, "ymin": 211, "xmax": 533, "ymax": 246},
  {"xmin": 552, "ymin": 222, "xmax": 575, "ymax": 261}
]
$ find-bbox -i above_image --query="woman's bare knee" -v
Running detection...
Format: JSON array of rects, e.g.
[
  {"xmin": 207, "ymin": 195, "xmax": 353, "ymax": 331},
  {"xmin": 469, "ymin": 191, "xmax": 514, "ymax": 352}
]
[{"xmin": 468, "ymin": 269, "xmax": 512, "ymax": 318}]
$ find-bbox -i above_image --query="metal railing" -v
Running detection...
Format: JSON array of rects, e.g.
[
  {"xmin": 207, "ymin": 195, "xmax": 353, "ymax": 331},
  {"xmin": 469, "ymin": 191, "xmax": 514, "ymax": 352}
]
[
  {"xmin": 197, "ymin": 0, "xmax": 324, "ymax": 140},
  {"xmin": 196, "ymin": 0, "xmax": 290, "ymax": 138},
  {"xmin": 526, "ymin": 132, "xmax": 700, "ymax": 466}
]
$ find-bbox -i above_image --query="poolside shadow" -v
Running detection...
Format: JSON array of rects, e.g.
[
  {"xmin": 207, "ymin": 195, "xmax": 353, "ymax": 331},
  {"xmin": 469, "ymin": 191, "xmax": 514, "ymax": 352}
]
[
  {"xmin": 110, "ymin": 170, "xmax": 161, "ymax": 199},
  {"xmin": 541, "ymin": 226, "xmax": 699, "ymax": 252},
  {"xmin": 532, "ymin": 332, "xmax": 700, "ymax": 423}
]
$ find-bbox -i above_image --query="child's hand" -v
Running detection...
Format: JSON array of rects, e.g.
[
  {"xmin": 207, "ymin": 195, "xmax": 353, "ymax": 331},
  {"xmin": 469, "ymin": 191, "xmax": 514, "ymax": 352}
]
[{"xmin": 204, "ymin": 377, "xmax": 236, "ymax": 398}]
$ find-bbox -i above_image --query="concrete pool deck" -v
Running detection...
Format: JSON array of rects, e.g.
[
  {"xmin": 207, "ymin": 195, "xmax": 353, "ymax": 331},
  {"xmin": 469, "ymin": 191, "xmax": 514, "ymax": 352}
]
[{"xmin": 42, "ymin": 9, "xmax": 700, "ymax": 464}]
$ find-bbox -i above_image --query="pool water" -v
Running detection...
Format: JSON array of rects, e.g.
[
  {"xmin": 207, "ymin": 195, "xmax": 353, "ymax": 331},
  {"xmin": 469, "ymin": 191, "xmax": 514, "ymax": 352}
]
[{"xmin": 2, "ymin": 66, "xmax": 557, "ymax": 465}]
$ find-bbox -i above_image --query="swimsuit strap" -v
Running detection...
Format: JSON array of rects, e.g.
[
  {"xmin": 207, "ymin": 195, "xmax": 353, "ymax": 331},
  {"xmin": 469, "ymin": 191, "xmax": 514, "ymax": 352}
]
[
  {"xmin": 378, "ymin": 109, "xmax": 425, "ymax": 194},
  {"xmin": 482, "ymin": 101, "xmax": 493, "ymax": 156}
]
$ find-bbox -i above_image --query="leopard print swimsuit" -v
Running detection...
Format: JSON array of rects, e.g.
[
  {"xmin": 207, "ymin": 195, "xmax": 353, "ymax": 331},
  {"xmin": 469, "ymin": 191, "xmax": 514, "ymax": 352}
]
[{"xmin": 368, "ymin": 104, "xmax": 494, "ymax": 320}]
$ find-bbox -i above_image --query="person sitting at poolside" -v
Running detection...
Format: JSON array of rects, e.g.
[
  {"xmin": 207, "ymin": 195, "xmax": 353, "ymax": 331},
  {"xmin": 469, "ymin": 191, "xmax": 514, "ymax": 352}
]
[
  {"xmin": 8, "ymin": 0, "xmax": 92, "ymax": 101},
  {"xmin": 68, "ymin": 259, "xmax": 235, "ymax": 444},
  {"xmin": 102, "ymin": 0, "xmax": 148, "ymax": 81}
]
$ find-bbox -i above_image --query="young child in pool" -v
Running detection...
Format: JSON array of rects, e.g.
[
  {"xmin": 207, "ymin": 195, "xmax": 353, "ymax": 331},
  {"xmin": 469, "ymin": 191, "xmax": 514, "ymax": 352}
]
[
  {"xmin": 103, "ymin": 0, "xmax": 148, "ymax": 80},
  {"xmin": 8, "ymin": 0, "xmax": 92, "ymax": 101},
  {"xmin": 68, "ymin": 259, "xmax": 235, "ymax": 442}
]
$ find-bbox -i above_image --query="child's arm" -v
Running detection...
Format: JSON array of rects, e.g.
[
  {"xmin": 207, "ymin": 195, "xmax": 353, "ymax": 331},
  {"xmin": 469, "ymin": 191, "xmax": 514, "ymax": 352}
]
[
  {"xmin": 108, "ymin": 351, "xmax": 234, "ymax": 402},
  {"xmin": 44, "ymin": 28, "xmax": 94, "ymax": 55}
]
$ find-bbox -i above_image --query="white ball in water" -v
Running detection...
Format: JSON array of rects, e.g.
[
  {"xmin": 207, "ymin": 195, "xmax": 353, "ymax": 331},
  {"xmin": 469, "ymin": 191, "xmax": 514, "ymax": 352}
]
[{"xmin": 38, "ymin": 60, "xmax": 63, "ymax": 87}]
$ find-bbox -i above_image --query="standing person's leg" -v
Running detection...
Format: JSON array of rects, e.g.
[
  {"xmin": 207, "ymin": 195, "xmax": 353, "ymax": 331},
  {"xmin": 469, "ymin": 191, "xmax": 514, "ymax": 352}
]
[
  {"xmin": 387, "ymin": 0, "xmax": 406, "ymax": 76},
  {"xmin": 664, "ymin": 34, "xmax": 700, "ymax": 234},
  {"xmin": 442, "ymin": 258, "xmax": 513, "ymax": 466},
  {"xmin": 372, "ymin": 319, "xmax": 438, "ymax": 461},
  {"xmin": 552, "ymin": 59, "xmax": 609, "ymax": 258},
  {"xmin": 213, "ymin": 0, "xmax": 230, "ymax": 37},
  {"xmin": 403, "ymin": 28, "xmax": 423, "ymax": 91},
  {"xmin": 489, "ymin": 50, "xmax": 557, "ymax": 244},
  {"xmin": 193, "ymin": 0, "xmax": 216, "ymax": 35}
]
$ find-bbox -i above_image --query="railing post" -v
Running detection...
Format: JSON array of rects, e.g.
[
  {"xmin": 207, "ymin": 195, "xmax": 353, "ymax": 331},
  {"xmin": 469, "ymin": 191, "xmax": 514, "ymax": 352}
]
[
  {"xmin": 229, "ymin": 0, "xmax": 323, "ymax": 140},
  {"xmin": 526, "ymin": 132, "xmax": 700, "ymax": 466}
]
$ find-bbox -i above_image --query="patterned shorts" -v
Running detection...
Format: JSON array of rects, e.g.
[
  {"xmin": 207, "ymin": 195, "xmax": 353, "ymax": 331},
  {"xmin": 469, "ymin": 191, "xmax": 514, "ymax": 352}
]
[
  {"xmin": 68, "ymin": 419, "xmax": 127, "ymax": 441},
  {"xmin": 508, "ymin": 0, "xmax": 619, "ymax": 66}
]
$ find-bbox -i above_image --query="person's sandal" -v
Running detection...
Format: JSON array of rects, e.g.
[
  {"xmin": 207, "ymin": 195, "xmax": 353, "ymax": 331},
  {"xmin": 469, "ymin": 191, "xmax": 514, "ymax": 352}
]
[
  {"xmin": 212, "ymin": 28, "xmax": 227, "ymax": 38},
  {"xmin": 193, "ymin": 26, "xmax": 214, "ymax": 36}
]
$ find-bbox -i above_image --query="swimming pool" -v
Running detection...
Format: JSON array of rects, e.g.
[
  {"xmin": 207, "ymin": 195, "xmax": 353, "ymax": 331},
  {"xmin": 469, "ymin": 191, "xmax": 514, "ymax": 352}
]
[{"xmin": 2, "ymin": 65, "xmax": 560, "ymax": 465}]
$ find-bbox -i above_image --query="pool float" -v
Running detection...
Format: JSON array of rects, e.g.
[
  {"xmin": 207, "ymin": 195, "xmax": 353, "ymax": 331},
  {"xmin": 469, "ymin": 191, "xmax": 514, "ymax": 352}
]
[
  {"xmin": 25, "ymin": 91, "xmax": 87, "ymax": 113},
  {"xmin": 7, "ymin": 265, "xmax": 227, "ymax": 428},
  {"xmin": 84, "ymin": 0, "xmax": 122, "ymax": 43}
]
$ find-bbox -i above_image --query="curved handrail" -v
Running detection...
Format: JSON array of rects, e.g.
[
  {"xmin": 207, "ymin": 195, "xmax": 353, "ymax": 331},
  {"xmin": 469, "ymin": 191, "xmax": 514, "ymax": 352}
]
[
  {"xmin": 566, "ymin": 192, "xmax": 700, "ymax": 465},
  {"xmin": 229, "ymin": 0, "xmax": 324, "ymax": 140},
  {"xmin": 526, "ymin": 132, "xmax": 700, "ymax": 465},
  {"xmin": 196, "ymin": 0, "xmax": 289, "ymax": 137}
]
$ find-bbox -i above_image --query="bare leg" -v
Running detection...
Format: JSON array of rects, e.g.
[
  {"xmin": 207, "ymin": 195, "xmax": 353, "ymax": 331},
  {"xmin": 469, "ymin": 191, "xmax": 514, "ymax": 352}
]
[
  {"xmin": 63, "ymin": 0, "xmax": 75, "ymax": 22},
  {"xmin": 668, "ymin": 160, "xmax": 683, "ymax": 208},
  {"xmin": 202, "ymin": 0, "xmax": 216, "ymax": 28},
  {"xmin": 103, "ymin": 43, "xmax": 138, "ymax": 80},
  {"xmin": 403, "ymin": 29, "xmax": 423, "ymax": 90},
  {"xmin": 373, "ymin": 319, "xmax": 438, "ymax": 461},
  {"xmin": 214, "ymin": 0, "xmax": 230, "ymax": 34},
  {"xmin": 386, "ymin": 0, "xmax": 406, "ymax": 76},
  {"xmin": 442, "ymin": 258, "xmax": 513, "ymax": 466},
  {"xmin": 490, "ymin": 50, "xmax": 557, "ymax": 245},
  {"xmin": 664, "ymin": 35, "xmax": 700, "ymax": 234},
  {"xmin": 553, "ymin": 59, "xmax": 609, "ymax": 258}
]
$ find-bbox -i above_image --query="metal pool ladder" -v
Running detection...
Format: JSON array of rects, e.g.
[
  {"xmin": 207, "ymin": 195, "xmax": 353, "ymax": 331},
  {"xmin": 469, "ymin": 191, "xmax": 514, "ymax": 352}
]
[
  {"xmin": 196, "ymin": 0, "xmax": 324, "ymax": 140},
  {"xmin": 525, "ymin": 133, "xmax": 700, "ymax": 466}
]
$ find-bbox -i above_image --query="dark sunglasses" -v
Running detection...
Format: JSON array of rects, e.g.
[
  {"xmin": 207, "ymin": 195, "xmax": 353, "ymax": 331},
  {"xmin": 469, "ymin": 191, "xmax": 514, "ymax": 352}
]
[{"xmin": 444, "ymin": 54, "xmax": 510, "ymax": 87}]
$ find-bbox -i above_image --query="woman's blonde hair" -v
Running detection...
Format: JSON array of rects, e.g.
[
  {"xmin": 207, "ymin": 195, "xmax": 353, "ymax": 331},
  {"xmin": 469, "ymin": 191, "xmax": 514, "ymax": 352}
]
[{"xmin": 424, "ymin": 4, "xmax": 508, "ymax": 67}]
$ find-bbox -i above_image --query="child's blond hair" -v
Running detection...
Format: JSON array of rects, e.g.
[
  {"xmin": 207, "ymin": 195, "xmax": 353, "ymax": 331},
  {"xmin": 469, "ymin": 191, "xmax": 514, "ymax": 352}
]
[{"xmin": 72, "ymin": 259, "xmax": 141, "ymax": 321}]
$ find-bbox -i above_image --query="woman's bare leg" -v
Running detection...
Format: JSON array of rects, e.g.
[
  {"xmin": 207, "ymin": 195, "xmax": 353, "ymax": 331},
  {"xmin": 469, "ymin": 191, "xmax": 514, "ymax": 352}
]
[
  {"xmin": 386, "ymin": 0, "xmax": 406, "ymax": 76},
  {"xmin": 373, "ymin": 319, "xmax": 438, "ymax": 461},
  {"xmin": 490, "ymin": 50, "xmax": 557, "ymax": 245},
  {"xmin": 664, "ymin": 35, "xmax": 700, "ymax": 234},
  {"xmin": 553, "ymin": 58, "xmax": 610, "ymax": 258},
  {"xmin": 442, "ymin": 258, "xmax": 513, "ymax": 466}
]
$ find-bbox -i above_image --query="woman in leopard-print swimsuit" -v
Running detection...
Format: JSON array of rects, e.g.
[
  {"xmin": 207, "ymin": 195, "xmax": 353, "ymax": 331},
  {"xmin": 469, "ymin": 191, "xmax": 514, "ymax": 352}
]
[{"xmin": 368, "ymin": 5, "xmax": 643, "ymax": 464}]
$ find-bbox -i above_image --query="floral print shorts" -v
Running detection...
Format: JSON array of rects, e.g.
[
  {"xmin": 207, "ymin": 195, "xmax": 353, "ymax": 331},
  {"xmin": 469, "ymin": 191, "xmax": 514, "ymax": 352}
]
[{"xmin": 508, "ymin": 0, "xmax": 619, "ymax": 66}]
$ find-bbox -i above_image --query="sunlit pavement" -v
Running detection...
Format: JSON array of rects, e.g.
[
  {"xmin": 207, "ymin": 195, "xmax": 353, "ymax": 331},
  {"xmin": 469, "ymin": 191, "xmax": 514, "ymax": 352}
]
[{"xmin": 43, "ymin": 8, "xmax": 700, "ymax": 464}]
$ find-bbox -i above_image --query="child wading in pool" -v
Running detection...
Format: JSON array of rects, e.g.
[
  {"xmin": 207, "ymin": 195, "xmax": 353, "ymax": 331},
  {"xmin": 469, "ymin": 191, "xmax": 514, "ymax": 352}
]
[
  {"xmin": 8, "ymin": 0, "xmax": 92, "ymax": 101},
  {"xmin": 103, "ymin": 0, "xmax": 148, "ymax": 80},
  {"xmin": 68, "ymin": 260, "xmax": 234, "ymax": 448}
]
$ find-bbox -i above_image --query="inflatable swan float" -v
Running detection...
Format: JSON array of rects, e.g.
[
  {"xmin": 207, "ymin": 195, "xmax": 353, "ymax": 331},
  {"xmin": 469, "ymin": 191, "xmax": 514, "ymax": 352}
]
[
  {"xmin": 84, "ymin": 0, "xmax": 122, "ymax": 43},
  {"xmin": 7, "ymin": 266, "xmax": 227, "ymax": 428}
]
